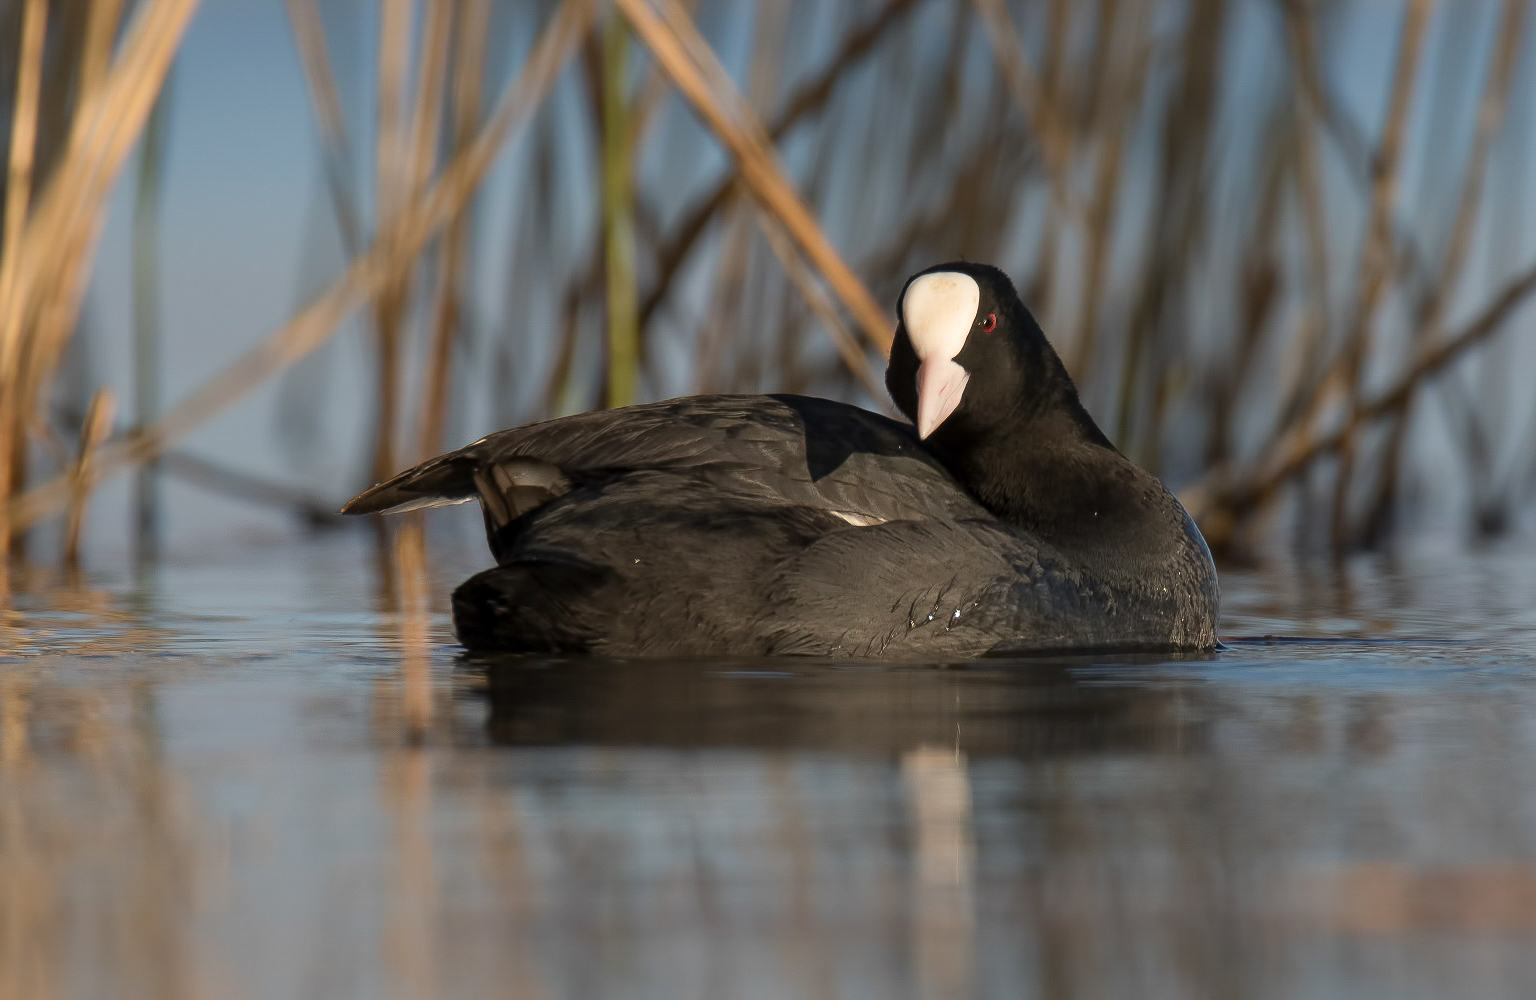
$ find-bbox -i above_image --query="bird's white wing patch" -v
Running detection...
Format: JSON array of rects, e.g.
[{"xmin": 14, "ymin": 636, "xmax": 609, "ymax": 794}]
[{"xmin": 367, "ymin": 494, "xmax": 476, "ymax": 516}]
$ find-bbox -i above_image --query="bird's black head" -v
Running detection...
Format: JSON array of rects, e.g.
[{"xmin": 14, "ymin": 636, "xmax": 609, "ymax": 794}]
[
  {"xmin": 881, "ymin": 262, "xmax": 1212, "ymax": 615},
  {"xmin": 885, "ymin": 261, "xmax": 1089, "ymax": 449}
]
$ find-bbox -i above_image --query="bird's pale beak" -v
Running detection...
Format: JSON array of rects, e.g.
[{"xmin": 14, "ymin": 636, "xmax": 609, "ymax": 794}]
[{"xmin": 915, "ymin": 358, "xmax": 969, "ymax": 439}]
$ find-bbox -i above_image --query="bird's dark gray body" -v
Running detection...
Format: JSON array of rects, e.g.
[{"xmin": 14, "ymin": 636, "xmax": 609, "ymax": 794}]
[{"xmin": 347, "ymin": 394, "xmax": 1219, "ymax": 658}]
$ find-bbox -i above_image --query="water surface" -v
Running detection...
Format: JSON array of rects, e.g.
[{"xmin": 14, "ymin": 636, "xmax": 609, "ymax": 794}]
[{"xmin": 3, "ymin": 534, "xmax": 1536, "ymax": 999}]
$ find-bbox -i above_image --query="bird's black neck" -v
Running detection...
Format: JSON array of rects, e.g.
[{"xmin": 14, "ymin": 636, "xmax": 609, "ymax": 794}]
[{"xmin": 926, "ymin": 404, "xmax": 1190, "ymax": 578}]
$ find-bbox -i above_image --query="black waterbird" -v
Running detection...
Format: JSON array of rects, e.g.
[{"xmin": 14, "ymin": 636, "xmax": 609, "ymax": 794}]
[{"xmin": 342, "ymin": 262, "xmax": 1219, "ymax": 657}]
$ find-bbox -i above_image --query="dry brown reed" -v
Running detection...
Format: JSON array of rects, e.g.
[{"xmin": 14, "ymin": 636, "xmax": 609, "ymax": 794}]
[
  {"xmin": 1326, "ymin": 0, "xmax": 1431, "ymax": 553},
  {"xmin": 755, "ymin": 212, "xmax": 884, "ymax": 401},
  {"xmin": 62, "ymin": 387, "xmax": 115, "ymax": 572},
  {"xmin": 614, "ymin": 0, "xmax": 893, "ymax": 350},
  {"xmin": 5, "ymin": 0, "xmax": 1536, "ymax": 584},
  {"xmin": 418, "ymin": 0, "xmax": 491, "ymax": 461},
  {"xmin": 1, "ymin": 0, "xmax": 195, "ymax": 598},
  {"xmin": 4, "ymin": 0, "xmax": 598, "ymax": 537},
  {"xmin": 284, "ymin": 0, "xmax": 364, "ymax": 255},
  {"xmin": 972, "ymin": 0, "xmax": 1084, "ymax": 228},
  {"xmin": 392, "ymin": 517, "xmax": 432, "ymax": 743},
  {"xmin": 0, "ymin": 0, "xmax": 49, "ymax": 598},
  {"xmin": 637, "ymin": 0, "xmax": 919, "ymax": 332},
  {"xmin": 156, "ymin": 450, "xmax": 339, "ymax": 526},
  {"xmin": 13, "ymin": 0, "xmax": 197, "ymax": 442},
  {"xmin": 1203, "ymin": 256, "xmax": 1536, "ymax": 528},
  {"xmin": 1357, "ymin": 0, "xmax": 1529, "ymax": 544},
  {"xmin": 369, "ymin": 0, "xmax": 413, "ymax": 493}
]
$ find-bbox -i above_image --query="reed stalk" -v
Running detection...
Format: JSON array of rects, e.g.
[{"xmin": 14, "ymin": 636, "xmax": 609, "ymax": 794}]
[
  {"xmin": 79, "ymin": 0, "xmax": 127, "ymax": 104},
  {"xmin": 284, "ymin": 0, "xmax": 364, "ymax": 255},
  {"xmin": 1281, "ymin": 7, "xmax": 1334, "ymax": 425},
  {"xmin": 5, "ymin": 0, "xmax": 1535, "ymax": 567},
  {"xmin": 1210, "ymin": 256, "xmax": 1536, "ymax": 522},
  {"xmin": 1070, "ymin": 0, "xmax": 1147, "ymax": 380},
  {"xmin": 755, "ymin": 215, "xmax": 883, "ymax": 401},
  {"xmin": 5, "ymin": 0, "xmax": 599, "ymax": 536},
  {"xmin": 0, "ymin": 0, "xmax": 48, "ymax": 600},
  {"xmin": 601, "ymin": 12, "xmax": 640, "ymax": 409},
  {"xmin": 1358, "ymin": 0, "xmax": 1527, "ymax": 542},
  {"xmin": 369, "ymin": 0, "xmax": 414, "ymax": 492},
  {"xmin": 637, "ymin": 0, "xmax": 918, "ymax": 333},
  {"xmin": 417, "ymin": 0, "xmax": 490, "ymax": 460},
  {"xmin": 17, "ymin": 0, "xmax": 198, "ymax": 389},
  {"xmin": 132, "ymin": 81, "xmax": 172, "ymax": 569},
  {"xmin": 1328, "ymin": 0, "xmax": 1431, "ymax": 552},
  {"xmin": 62, "ymin": 388, "xmax": 116, "ymax": 572},
  {"xmin": 392, "ymin": 517, "xmax": 432, "ymax": 742},
  {"xmin": 1097, "ymin": 0, "xmax": 1220, "ymax": 458},
  {"xmin": 1, "ymin": 0, "xmax": 195, "ymax": 597},
  {"xmin": 971, "ymin": 0, "xmax": 1085, "ymax": 226},
  {"xmin": 688, "ymin": 0, "xmax": 789, "ymax": 395},
  {"xmin": 158, "ymin": 451, "xmax": 339, "ymax": 525},
  {"xmin": 615, "ymin": 0, "xmax": 892, "ymax": 352}
]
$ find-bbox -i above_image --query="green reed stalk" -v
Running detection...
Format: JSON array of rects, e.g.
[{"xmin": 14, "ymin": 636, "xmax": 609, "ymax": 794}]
[{"xmin": 602, "ymin": 12, "xmax": 639, "ymax": 409}]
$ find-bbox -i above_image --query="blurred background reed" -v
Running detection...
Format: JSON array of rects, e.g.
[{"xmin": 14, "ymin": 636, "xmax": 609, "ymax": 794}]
[
  {"xmin": 8, "ymin": 6, "xmax": 1536, "ymax": 996},
  {"xmin": 3, "ymin": 0, "xmax": 1536, "ymax": 596}
]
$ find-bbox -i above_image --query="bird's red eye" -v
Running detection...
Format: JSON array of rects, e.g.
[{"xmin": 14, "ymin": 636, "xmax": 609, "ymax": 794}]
[{"xmin": 980, "ymin": 312, "xmax": 997, "ymax": 333}]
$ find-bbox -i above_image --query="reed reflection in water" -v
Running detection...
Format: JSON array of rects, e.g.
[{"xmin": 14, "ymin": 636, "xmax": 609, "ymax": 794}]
[{"xmin": 3, "ymin": 540, "xmax": 1536, "ymax": 998}]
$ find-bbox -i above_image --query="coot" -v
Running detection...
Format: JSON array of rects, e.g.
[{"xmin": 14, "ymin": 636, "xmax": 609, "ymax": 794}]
[{"xmin": 343, "ymin": 262, "xmax": 1219, "ymax": 657}]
